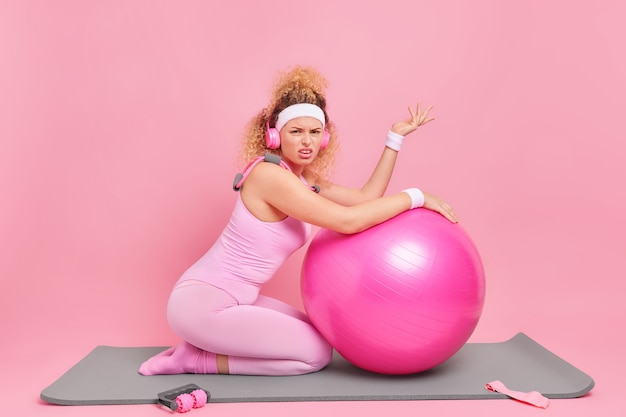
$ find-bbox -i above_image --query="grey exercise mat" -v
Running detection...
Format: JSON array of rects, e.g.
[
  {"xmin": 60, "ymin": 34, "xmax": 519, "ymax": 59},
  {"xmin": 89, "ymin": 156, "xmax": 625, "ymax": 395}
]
[{"xmin": 40, "ymin": 332, "xmax": 594, "ymax": 405}]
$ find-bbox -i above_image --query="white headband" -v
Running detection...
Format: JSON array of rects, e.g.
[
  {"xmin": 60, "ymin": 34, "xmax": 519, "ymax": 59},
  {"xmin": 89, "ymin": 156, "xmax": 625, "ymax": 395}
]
[{"xmin": 275, "ymin": 103, "xmax": 326, "ymax": 132}]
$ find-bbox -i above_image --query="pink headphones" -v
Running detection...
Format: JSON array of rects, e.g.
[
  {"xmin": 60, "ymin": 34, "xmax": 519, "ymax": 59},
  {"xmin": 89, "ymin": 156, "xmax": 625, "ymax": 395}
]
[{"xmin": 265, "ymin": 121, "xmax": 331, "ymax": 150}]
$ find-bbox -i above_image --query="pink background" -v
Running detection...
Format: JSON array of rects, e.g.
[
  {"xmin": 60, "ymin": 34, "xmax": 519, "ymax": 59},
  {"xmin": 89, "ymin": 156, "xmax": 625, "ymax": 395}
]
[{"xmin": 1, "ymin": 1, "xmax": 624, "ymax": 416}]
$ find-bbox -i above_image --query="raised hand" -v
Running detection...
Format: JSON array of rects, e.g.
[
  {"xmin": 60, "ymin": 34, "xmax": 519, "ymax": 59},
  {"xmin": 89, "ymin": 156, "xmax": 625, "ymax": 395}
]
[{"xmin": 390, "ymin": 102, "xmax": 435, "ymax": 137}]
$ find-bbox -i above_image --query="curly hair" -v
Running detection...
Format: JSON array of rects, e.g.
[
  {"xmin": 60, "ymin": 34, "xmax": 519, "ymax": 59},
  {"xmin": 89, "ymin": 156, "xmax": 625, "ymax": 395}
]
[{"xmin": 238, "ymin": 66, "xmax": 338, "ymax": 183}]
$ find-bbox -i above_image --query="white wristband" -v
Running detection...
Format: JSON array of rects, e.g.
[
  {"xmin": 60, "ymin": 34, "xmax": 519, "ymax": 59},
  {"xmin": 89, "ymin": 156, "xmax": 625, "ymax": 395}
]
[
  {"xmin": 385, "ymin": 130, "xmax": 404, "ymax": 151},
  {"xmin": 402, "ymin": 188, "xmax": 425, "ymax": 209}
]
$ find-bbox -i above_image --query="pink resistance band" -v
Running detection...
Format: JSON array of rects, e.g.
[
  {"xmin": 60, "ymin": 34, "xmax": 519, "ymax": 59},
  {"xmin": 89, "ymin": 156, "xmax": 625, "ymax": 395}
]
[{"xmin": 485, "ymin": 380, "xmax": 550, "ymax": 408}]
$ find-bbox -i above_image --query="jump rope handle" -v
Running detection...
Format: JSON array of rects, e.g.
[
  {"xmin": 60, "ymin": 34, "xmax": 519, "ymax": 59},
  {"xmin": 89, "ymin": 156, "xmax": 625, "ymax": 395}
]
[
  {"xmin": 157, "ymin": 384, "xmax": 209, "ymax": 413},
  {"xmin": 233, "ymin": 153, "xmax": 320, "ymax": 193}
]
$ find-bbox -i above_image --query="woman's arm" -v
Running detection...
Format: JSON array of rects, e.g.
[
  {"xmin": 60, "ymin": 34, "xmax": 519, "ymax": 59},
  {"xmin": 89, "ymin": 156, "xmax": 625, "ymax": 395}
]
[
  {"xmin": 317, "ymin": 103, "xmax": 434, "ymax": 206},
  {"xmin": 243, "ymin": 162, "xmax": 456, "ymax": 235},
  {"xmin": 243, "ymin": 163, "xmax": 413, "ymax": 234},
  {"xmin": 316, "ymin": 148, "xmax": 398, "ymax": 206}
]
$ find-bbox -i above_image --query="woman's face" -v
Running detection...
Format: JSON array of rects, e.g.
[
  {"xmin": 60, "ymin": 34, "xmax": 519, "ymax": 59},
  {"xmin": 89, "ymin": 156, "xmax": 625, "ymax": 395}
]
[{"xmin": 279, "ymin": 116, "xmax": 325, "ymax": 171}]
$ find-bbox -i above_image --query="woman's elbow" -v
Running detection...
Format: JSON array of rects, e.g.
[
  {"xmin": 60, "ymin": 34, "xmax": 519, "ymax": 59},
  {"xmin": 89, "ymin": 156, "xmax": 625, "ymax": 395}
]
[{"xmin": 332, "ymin": 217, "xmax": 371, "ymax": 235}]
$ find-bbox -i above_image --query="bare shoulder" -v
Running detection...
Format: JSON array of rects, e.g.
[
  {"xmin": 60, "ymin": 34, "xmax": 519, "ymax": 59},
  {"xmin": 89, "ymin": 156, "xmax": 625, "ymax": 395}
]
[
  {"xmin": 240, "ymin": 162, "xmax": 294, "ymax": 221},
  {"xmin": 247, "ymin": 160, "xmax": 291, "ymax": 183},
  {"xmin": 244, "ymin": 161, "xmax": 302, "ymax": 196}
]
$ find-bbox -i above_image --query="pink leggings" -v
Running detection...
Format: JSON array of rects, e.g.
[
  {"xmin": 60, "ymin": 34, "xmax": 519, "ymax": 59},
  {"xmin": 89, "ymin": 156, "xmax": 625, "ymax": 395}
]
[{"xmin": 167, "ymin": 281, "xmax": 333, "ymax": 375}]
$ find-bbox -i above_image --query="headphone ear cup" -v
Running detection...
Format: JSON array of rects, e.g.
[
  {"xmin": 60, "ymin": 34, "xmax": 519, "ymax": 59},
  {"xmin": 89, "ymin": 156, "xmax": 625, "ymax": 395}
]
[
  {"xmin": 320, "ymin": 129, "xmax": 331, "ymax": 149},
  {"xmin": 265, "ymin": 122, "xmax": 281, "ymax": 149}
]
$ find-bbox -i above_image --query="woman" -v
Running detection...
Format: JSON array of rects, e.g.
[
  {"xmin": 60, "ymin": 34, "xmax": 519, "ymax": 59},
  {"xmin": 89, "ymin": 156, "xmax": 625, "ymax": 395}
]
[{"xmin": 139, "ymin": 66, "xmax": 456, "ymax": 377}]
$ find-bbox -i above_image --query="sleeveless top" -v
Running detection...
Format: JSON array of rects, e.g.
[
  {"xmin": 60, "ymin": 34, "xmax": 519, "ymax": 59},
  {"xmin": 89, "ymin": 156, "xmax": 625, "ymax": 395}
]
[{"xmin": 176, "ymin": 194, "xmax": 311, "ymax": 304}]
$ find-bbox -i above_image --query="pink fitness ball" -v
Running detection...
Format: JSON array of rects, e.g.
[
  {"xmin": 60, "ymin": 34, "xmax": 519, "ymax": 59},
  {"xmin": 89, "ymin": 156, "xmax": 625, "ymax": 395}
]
[{"xmin": 301, "ymin": 208, "xmax": 486, "ymax": 375}]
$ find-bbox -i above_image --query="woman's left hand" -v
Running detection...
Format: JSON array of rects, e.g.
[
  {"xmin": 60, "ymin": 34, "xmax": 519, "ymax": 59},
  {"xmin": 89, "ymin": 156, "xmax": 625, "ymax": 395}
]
[
  {"xmin": 423, "ymin": 191, "xmax": 458, "ymax": 223},
  {"xmin": 390, "ymin": 102, "xmax": 434, "ymax": 137}
]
